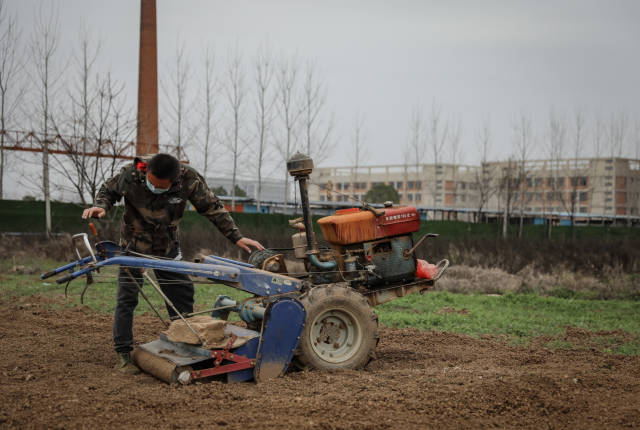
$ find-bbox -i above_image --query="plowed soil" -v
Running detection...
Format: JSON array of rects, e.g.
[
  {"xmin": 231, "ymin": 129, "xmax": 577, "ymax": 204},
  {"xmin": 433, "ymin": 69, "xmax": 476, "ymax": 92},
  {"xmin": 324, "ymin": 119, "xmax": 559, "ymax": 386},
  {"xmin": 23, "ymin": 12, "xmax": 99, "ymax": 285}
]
[{"xmin": 1, "ymin": 295, "xmax": 639, "ymax": 429}]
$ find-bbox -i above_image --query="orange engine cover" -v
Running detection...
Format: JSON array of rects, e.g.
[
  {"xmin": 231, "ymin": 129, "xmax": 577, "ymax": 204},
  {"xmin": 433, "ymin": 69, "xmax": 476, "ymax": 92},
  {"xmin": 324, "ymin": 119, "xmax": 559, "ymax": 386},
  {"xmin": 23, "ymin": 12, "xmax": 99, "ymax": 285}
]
[{"xmin": 317, "ymin": 206, "xmax": 420, "ymax": 245}]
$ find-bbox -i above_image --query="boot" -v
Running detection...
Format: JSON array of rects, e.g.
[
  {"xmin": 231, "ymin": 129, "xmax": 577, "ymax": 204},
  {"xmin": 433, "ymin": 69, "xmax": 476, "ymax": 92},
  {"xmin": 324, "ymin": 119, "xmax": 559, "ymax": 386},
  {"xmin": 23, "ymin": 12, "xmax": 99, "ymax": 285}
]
[{"xmin": 114, "ymin": 351, "xmax": 140, "ymax": 375}]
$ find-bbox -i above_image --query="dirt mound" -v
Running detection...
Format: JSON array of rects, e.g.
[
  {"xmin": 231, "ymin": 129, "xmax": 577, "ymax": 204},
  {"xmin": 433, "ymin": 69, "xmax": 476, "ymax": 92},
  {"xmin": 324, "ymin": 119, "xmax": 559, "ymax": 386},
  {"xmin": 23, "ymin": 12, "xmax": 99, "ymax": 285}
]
[{"xmin": 0, "ymin": 295, "xmax": 638, "ymax": 429}]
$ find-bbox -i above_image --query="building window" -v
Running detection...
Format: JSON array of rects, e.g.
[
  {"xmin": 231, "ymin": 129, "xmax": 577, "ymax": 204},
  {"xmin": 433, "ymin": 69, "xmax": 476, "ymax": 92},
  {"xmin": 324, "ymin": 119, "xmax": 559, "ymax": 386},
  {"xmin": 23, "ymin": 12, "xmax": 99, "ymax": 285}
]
[
  {"xmin": 535, "ymin": 192, "xmax": 542, "ymax": 201},
  {"xmin": 408, "ymin": 194, "xmax": 413, "ymax": 201},
  {"xmin": 526, "ymin": 178, "xmax": 533, "ymax": 188},
  {"xmin": 579, "ymin": 192, "xmax": 588, "ymax": 202},
  {"xmin": 396, "ymin": 181, "xmax": 403, "ymax": 189},
  {"xmin": 361, "ymin": 182, "xmax": 367, "ymax": 189},
  {"xmin": 557, "ymin": 177, "xmax": 564, "ymax": 187},
  {"xmin": 343, "ymin": 183, "xmax": 350, "ymax": 190},
  {"xmin": 534, "ymin": 177, "xmax": 542, "ymax": 187},
  {"xmin": 580, "ymin": 206, "xmax": 587, "ymax": 213},
  {"xmin": 337, "ymin": 183, "xmax": 342, "ymax": 190},
  {"xmin": 320, "ymin": 195, "xmax": 325, "ymax": 202},
  {"xmin": 416, "ymin": 181, "xmax": 422, "ymax": 190},
  {"xmin": 415, "ymin": 194, "xmax": 422, "ymax": 202}
]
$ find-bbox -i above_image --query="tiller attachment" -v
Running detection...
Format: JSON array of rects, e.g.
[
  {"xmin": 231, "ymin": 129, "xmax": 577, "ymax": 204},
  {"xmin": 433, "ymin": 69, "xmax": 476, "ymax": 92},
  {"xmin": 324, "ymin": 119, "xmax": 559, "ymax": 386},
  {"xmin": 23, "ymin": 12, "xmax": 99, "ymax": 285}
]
[{"xmin": 131, "ymin": 297, "xmax": 306, "ymax": 384}]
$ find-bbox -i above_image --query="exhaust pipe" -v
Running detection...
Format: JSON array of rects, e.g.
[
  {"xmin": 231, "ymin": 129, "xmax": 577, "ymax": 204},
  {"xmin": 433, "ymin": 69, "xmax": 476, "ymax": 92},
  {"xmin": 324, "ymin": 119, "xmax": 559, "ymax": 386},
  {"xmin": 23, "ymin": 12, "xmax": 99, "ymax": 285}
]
[
  {"xmin": 287, "ymin": 152, "xmax": 337, "ymax": 270},
  {"xmin": 287, "ymin": 152, "xmax": 317, "ymax": 254}
]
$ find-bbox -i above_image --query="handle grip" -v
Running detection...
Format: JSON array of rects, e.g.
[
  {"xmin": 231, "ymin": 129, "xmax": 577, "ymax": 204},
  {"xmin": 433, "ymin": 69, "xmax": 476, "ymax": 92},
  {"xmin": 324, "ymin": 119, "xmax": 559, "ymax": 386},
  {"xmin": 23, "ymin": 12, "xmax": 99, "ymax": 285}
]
[
  {"xmin": 89, "ymin": 222, "xmax": 98, "ymax": 237},
  {"xmin": 56, "ymin": 273, "xmax": 75, "ymax": 284},
  {"xmin": 41, "ymin": 270, "xmax": 57, "ymax": 280}
]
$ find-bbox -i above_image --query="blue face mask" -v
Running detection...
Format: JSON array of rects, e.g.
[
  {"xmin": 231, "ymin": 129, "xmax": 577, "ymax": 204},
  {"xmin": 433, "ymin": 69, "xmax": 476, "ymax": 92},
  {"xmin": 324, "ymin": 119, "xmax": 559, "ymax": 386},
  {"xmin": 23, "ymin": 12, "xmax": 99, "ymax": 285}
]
[{"xmin": 146, "ymin": 177, "xmax": 170, "ymax": 194}]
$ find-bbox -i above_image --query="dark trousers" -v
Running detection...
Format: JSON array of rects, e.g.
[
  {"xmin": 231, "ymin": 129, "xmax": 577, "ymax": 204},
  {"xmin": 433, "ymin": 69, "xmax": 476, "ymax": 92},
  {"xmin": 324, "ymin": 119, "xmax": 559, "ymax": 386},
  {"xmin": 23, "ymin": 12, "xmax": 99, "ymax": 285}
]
[{"xmin": 113, "ymin": 267, "xmax": 194, "ymax": 353}]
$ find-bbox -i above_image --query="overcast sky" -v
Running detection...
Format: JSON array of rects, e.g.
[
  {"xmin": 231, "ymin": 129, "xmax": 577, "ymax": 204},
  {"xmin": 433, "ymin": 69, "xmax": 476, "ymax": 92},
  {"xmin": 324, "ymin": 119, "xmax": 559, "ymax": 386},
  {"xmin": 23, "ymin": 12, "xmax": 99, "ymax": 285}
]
[{"xmin": 6, "ymin": 0, "xmax": 640, "ymax": 174}]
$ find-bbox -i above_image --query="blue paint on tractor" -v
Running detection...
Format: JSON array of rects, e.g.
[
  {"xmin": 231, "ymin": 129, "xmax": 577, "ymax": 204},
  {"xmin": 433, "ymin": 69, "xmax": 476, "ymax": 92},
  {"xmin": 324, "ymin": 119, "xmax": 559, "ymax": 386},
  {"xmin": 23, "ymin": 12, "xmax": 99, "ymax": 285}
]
[
  {"xmin": 254, "ymin": 297, "xmax": 306, "ymax": 382},
  {"xmin": 51, "ymin": 251, "xmax": 303, "ymax": 297}
]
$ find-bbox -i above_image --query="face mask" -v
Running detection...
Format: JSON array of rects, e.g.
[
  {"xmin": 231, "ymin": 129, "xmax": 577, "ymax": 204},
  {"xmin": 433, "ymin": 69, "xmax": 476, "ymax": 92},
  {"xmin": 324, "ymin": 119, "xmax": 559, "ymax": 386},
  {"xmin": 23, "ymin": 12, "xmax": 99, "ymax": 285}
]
[{"xmin": 146, "ymin": 177, "xmax": 170, "ymax": 194}]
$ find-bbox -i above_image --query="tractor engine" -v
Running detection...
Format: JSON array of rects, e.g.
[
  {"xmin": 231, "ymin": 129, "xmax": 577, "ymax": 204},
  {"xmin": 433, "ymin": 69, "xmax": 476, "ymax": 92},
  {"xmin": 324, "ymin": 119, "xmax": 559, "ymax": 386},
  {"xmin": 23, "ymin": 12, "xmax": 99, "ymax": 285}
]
[
  {"xmin": 316, "ymin": 206, "xmax": 420, "ymax": 288},
  {"xmin": 285, "ymin": 152, "xmax": 432, "ymax": 291}
]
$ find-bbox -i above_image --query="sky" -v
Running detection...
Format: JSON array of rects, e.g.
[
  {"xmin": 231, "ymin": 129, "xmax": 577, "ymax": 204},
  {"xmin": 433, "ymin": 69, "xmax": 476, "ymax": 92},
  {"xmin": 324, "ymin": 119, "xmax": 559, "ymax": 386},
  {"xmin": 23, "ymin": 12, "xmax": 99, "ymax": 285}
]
[{"xmin": 3, "ymin": 0, "xmax": 640, "ymax": 200}]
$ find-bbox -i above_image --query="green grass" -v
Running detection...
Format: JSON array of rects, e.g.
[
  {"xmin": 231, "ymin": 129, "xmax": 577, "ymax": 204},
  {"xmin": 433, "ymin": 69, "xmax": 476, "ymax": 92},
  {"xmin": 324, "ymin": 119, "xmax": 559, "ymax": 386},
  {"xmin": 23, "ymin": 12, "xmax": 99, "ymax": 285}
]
[
  {"xmin": 2, "ymin": 259, "xmax": 639, "ymax": 355},
  {"xmin": 378, "ymin": 291, "xmax": 640, "ymax": 354},
  {"xmin": 0, "ymin": 259, "xmax": 251, "ymax": 318}
]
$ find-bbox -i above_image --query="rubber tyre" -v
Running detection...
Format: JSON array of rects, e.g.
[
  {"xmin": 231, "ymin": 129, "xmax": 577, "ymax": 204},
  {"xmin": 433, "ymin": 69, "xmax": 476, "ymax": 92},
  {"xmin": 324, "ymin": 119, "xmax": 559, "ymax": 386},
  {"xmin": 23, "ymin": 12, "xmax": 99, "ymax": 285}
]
[{"xmin": 295, "ymin": 284, "xmax": 379, "ymax": 370}]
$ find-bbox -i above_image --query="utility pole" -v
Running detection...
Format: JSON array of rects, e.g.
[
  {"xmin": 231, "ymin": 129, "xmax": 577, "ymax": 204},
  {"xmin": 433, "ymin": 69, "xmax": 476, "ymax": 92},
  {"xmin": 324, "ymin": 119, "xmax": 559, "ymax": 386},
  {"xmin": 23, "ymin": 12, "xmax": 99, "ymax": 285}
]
[{"xmin": 136, "ymin": 0, "xmax": 158, "ymax": 155}]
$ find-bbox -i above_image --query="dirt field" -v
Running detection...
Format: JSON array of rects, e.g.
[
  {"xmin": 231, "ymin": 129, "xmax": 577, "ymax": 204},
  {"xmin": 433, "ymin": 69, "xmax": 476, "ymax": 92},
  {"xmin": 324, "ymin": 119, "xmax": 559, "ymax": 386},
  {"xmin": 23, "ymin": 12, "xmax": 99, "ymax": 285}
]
[{"xmin": 1, "ymin": 295, "xmax": 639, "ymax": 429}]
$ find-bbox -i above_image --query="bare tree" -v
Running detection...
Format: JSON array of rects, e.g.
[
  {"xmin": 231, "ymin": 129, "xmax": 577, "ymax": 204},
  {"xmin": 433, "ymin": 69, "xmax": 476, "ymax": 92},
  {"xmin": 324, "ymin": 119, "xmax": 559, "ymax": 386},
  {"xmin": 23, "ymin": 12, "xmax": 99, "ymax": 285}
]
[
  {"xmin": 49, "ymin": 25, "xmax": 100, "ymax": 204},
  {"xmin": 253, "ymin": 45, "xmax": 275, "ymax": 211},
  {"xmin": 223, "ymin": 47, "xmax": 247, "ymax": 211},
  {"xmin": 29, "ymin": 4, "xmax": 65, "ymax": 236},
  {"xmin": 161, "ymin": 37, "xmax": 193, "ymax": 161},
  {"xmin": 0, "ymin": 0, "xmax": 24, "ymax": 199},
  {"xmin": 405, "ymin": 105, "xmax": 425, "ymax": 204},
  {"xmin": 275, "ymin": 54, "xmax": 302, "ymax": 207},
  {"xmin": 348, "ymin": 112, "xmax": 367, "ymax": 202},
  {"xmin": 565, "ymin": 111, "xmax": 586, "ymax": 235},
  {"xmin": 50, "ymin": 72, "xmax": 134, "ymax": 203},
  {"xmin": 499, "ymin": 157, "xmax": 517, "ymax": 238},
  {"xmin": 301, "ymin": 61, "xmax": 334, "ymax": 164},
  {"xmin": 474, "ymin": 120, "xmax": 494, "ymax": 222},
  {"xmin": 200, "ymin": 45, "xmax": 217, "ymax": 179},
  {"xmin": 448, "ymin": 116, "xmax": 463, "ymax": 206},
  {"xmin": 427, "ymin": 103, "xmax": 448, "ymax": 206},
  {"xmin": 589, "ymin": 113, "xmax": 606, "ymax": 214},
  {"xmin": 545, "ymin": 110, "xmax": 566, "ymax": 238},
  {"xmin": 607, "ymin": 112, "xmax": 628, "ymax": 159},
  {"xmin": 514, "ymin": 112, "xmax": 532, "ymax": 238}
]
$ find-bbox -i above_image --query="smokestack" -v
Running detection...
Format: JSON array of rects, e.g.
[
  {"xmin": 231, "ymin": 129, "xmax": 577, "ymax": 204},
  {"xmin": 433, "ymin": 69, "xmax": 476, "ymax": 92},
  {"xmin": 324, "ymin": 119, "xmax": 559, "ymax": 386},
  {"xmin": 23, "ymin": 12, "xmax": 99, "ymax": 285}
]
[{"xmin": 136, "ymin": 0, "xmax": 159, "ymax": 155}]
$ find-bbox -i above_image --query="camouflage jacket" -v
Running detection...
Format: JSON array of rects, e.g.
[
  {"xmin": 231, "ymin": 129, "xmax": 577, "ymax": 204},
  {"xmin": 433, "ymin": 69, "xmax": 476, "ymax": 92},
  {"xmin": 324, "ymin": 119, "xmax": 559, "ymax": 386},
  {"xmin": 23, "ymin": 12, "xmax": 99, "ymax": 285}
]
[{"xmin": 94, "ymin": 157, "xmax": 242, "ymax": 256}]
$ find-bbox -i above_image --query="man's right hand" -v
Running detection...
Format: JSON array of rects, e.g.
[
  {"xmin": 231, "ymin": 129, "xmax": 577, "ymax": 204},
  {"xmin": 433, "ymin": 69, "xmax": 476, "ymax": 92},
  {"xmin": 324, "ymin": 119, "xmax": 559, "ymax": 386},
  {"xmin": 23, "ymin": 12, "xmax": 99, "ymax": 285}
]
[{"xmin": 82, "ymin": 207, "xmax": 106, "ymax": 219}]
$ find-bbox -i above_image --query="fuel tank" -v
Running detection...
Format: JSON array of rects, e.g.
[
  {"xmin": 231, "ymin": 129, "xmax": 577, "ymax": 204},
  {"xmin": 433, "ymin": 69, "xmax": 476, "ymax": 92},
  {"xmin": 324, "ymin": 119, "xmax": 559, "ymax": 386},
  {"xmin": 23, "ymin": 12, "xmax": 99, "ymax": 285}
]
[{"xmin": 317, "ymin": 206, "xmax": 420, "ymax": 245}]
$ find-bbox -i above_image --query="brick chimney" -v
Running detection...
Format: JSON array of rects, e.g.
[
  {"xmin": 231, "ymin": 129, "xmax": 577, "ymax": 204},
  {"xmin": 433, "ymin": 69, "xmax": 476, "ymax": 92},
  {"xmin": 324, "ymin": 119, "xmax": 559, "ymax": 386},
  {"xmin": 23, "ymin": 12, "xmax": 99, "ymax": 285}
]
[{"xmin": 136, "ymin": 0, "xmax": 158, "ymax": 155}]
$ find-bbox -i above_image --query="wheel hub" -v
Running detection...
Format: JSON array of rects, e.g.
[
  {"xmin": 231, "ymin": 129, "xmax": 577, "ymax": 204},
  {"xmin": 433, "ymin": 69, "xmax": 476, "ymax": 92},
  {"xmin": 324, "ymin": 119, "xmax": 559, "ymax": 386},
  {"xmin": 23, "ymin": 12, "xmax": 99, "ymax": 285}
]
[{"xmin": 310, "ymin": 309, "xmax": 362, "ymax": 364}]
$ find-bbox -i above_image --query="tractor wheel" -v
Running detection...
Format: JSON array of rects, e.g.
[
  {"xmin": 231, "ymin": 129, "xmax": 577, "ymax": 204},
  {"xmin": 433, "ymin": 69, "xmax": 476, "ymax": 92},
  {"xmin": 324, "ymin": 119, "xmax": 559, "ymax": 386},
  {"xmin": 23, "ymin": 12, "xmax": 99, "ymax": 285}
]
[{"xmin": 295, "ymin": 284, "xmax": 379, "ymax": 370}]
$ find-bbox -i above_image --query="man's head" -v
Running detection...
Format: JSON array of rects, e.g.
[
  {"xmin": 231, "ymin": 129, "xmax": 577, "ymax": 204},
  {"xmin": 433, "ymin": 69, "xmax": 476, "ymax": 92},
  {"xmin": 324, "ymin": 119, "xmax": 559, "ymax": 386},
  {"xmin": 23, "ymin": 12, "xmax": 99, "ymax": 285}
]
[{"xmin": 146, "ymin": 154, "xmax": 180, "ymax": 194}]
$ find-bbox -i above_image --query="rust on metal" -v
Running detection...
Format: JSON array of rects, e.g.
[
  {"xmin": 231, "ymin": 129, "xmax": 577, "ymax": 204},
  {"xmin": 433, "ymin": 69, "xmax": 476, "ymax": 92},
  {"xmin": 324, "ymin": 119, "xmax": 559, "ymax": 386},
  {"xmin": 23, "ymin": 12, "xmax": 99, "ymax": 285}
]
[{"xmin": 318, "ymin": 206, "xmax": 420, "ymax": 246}]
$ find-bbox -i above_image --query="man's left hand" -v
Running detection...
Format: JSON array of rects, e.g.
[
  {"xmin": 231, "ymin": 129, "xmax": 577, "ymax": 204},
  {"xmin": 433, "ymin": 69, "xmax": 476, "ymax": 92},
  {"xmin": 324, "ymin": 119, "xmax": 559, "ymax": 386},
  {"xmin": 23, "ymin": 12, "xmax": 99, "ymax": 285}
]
[{"xmin": 235, "ymin": 237, "xmax": 265, "ymax": 254}]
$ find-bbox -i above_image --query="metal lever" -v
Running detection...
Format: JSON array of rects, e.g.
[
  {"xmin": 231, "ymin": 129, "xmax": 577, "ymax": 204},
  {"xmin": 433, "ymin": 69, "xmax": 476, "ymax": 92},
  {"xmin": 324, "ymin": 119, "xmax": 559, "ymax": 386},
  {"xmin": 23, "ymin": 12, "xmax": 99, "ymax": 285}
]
[
  {"xmin": 403, "ymin": 233, "xmax": 439, "ymax": 258},
  {"xmin": 71, "ymin": 233, "xmax": 97, "ymax": 263}
]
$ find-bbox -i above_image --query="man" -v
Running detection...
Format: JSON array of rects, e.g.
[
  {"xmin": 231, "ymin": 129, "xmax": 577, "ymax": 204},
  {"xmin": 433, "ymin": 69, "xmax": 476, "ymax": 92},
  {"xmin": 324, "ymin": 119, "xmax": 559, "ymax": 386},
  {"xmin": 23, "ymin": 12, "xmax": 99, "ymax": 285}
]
[{"xmin": 82, "ymin": 153, "xmax": 263, "ymax": 374}]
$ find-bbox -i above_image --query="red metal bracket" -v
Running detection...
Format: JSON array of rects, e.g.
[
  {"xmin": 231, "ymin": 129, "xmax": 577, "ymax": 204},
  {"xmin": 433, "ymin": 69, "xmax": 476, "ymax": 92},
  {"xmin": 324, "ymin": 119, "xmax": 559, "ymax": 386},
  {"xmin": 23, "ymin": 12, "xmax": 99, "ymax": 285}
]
[{"xmin": 190, "ymin": 335, "xmax": 256, "ymax": 380}]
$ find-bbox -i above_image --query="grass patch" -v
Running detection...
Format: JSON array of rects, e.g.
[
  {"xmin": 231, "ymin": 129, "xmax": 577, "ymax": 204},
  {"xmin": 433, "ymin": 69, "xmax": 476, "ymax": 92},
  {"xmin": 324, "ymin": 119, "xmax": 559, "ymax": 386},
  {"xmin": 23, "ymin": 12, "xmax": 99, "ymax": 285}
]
[
  {"xmin": 2, "ymin": 259, "xmax": 639, "ymax": 355},
  {"xmin": 1, "ymin": 260, "xmax": 251, "ymax": 318},
  {"xmin": 378, "ymin": 291, "xmax": 640, "ymax": 354}
]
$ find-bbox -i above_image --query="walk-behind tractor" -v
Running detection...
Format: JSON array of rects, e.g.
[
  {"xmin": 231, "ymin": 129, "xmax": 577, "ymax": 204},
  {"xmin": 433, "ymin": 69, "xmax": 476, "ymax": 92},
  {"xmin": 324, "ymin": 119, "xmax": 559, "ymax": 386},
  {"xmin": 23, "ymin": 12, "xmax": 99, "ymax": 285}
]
[{"xmin": 41, "ymin": 153, "xmax": 448, "ymax": 384}]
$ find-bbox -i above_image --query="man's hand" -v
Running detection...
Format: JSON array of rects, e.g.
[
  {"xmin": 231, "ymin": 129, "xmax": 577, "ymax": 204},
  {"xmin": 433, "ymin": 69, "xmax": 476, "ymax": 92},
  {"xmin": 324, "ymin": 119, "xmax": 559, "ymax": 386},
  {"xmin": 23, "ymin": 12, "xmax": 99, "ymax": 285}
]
[
  {"xmin": 235, "ymin": 237, "xmax": 264, "ymax": 254},
  {"xmin": 82, "ymin": 207, "xmax": 106, "ymax": 219}
]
